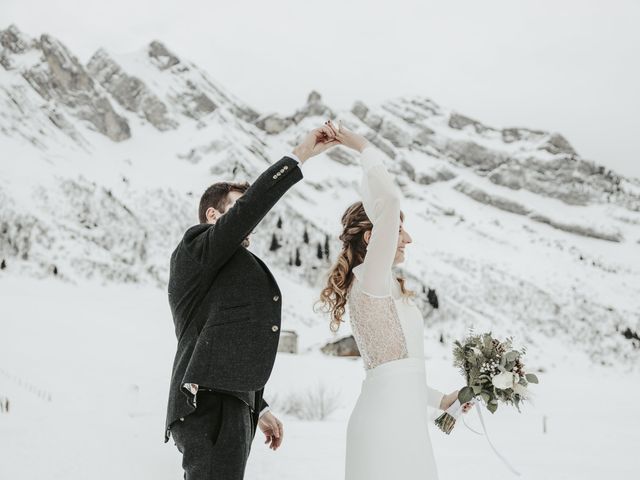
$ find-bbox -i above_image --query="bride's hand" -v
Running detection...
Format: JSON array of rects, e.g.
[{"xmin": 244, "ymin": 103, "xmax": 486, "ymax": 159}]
[
  {"xmin": 440, "ymin": 390, "xmax": 474, "ymax": 413},
  {"xmin": 292, "ymin": 126, "xmax": 340, "ymax": 162},
  {"xmin": 324, "ymin": 119, "xmax": 369, "ymax": 152}
]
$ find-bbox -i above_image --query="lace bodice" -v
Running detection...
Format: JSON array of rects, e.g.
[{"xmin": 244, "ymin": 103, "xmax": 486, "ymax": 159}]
[
  {"xmin": 346, "ymin": 146, "xmax": 409, "ymax": 370},
  {"xmin": 348, "ymin": 283, "xmax": 408, "ymax": 370}
]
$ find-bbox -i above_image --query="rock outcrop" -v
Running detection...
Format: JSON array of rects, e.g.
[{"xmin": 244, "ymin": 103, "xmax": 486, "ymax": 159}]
[{"xmin": 87, "ymin": 49, "xmax": 176, "ymax": 131}]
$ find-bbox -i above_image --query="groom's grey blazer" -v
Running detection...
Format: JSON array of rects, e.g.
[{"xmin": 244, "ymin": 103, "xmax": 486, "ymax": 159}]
[{"xmin": 164, "ymin": 155, "xmax": 303, "ymax": 442}]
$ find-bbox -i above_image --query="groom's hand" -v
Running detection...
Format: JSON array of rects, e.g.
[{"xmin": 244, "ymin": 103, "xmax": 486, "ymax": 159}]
[
  {"xmin": 292, "ymin": 126, "xmax": 339, "ymax": 163},
  {"xmin": 259, "ymin": 411, "xmax": 284, "ymax": 451}
]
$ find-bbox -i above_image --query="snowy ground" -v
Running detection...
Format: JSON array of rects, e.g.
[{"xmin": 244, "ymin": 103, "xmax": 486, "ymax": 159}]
[{"xmin": 0, "ymin": 276, "xmax": 638, "ymax": 479}]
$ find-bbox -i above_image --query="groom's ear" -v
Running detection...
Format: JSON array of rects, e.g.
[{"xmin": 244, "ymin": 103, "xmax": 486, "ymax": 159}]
[{"xmin": 205, "ymin": 207, "xmax": 221, "ymax": 224}]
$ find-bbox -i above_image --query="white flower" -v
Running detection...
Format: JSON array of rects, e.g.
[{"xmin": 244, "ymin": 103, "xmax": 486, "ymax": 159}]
[
  {"xmin": 492, "ymin": 371, "xmax": 516, "ymax": 389},
  {"xmin": 513, "ymin": 383, "xmax": 529, "ymax": 398}
]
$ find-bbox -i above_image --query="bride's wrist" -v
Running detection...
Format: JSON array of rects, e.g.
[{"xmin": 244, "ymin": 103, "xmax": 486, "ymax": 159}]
[
  {"xmin": 357, "ymin": 140, "xmax": 370, "ymax": 153},
  {"xmin": 442, "ymin": 391, "xmax": 459, "ymax": 409}
]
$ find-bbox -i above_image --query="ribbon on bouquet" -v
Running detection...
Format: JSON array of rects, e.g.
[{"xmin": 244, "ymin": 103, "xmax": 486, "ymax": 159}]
[{"xmin": 444, "ymin": 398, "xmax": 521, "ymax": 476}]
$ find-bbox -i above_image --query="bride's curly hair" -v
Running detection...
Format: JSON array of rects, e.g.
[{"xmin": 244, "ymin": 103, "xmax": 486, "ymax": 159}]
[{"xmin": 317, "ymin": 201, "xmax": 413, "ymax": 332}]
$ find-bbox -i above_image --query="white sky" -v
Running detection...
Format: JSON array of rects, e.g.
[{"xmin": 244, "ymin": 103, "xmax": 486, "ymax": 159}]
[{"xmin": 2, "ymin": 0, "xmax": 639, "ymax": 178}]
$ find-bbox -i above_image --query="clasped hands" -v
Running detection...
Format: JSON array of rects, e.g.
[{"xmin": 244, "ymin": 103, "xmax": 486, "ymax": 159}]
[{"xmin": 292, "ymin": 120, "xmax": 369, "ymax": 163}]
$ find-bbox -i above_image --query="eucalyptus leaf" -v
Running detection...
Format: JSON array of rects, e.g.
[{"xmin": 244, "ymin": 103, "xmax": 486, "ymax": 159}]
[
  {"xmin": 458, "ymin": 386, "xmax": 474, "ymax": 403},
  {"xmin": 525, "ymin": 373, "xmax": 539, "ymax": 384}
]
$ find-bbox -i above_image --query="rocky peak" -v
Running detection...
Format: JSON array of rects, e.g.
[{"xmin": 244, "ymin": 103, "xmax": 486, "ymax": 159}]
[
  {"xmin": 448, "ymin": 112, "xmax": 494, "ymax": 134},
  {"xmin": 87, "ymin": 48, "xmax": 176, "ymax": 131},
  {"xmin": 541, "ymin": 132, "xmax": 576, "ymax": 155},
  {"xmin": 2, "ymin": 29, "xmax": 132, "ymax": 142},
  {"xmin": 501, "ymin": 126, "xmax": 546, "ymax": 143},
  {"xmin": 0, "ymin": 24, "xmax": 34, "ymax": 54},
  {"xmin": 255, "ymin": 91, "xmax": 334, "ymax": 134},
  {"xmin": 292, "ymin": 90, "xmax": 334, "ymax": 124},
  {"xmin": 307, "ymin": 90, "xmax": 322, "ymax": 104},
  {"xmin": 351, "ymin": 100, "xmax": 369, "ymax": 121},
  {"xmin": 0, "ymin": 25, "xmax": 38, "ymax": 70},
  {"xmin": 38, "ymin": 34, "xmax": 94, "ymax": 92},
  {"xmin": 147, "ymin": 40, "xmax": 180, "ymax": 70}
]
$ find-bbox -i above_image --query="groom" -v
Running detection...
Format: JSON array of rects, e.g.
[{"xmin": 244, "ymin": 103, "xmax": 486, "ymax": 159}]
[{"xmin": 165, "ymin": 125, "xmax": 338, "ymax": 479}]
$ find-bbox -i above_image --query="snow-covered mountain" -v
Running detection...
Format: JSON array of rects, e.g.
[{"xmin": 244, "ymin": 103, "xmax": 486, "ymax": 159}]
[{"xmin": 1, "ymin": 24, "xmax": 639, "ymax": 368}]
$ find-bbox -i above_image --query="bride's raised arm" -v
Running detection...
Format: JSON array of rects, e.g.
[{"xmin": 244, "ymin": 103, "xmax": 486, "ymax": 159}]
[
  {"xmin": 322, "ymin": 120, "xmax": 401, "ymax": 298},
  {"xmin": 357, "ymin": 146, "xmax": 402, "ymax": 297}
]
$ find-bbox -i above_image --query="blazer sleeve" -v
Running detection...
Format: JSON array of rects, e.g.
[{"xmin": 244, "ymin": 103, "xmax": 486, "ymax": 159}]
[{"xmin": 181, "ymin": 156, "xmax": 303, "ymax": 270}]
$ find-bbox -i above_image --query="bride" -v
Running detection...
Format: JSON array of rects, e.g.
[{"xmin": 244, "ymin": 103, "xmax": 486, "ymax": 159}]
[{"xmin": 319, "ymin": 121, "xmax": 472, "ymax": 479}]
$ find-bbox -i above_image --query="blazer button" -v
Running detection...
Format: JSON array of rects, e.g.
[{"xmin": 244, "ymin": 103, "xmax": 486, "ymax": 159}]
[
  {"xmin": 272, "ymin": 325, "xmax": 279, "ymax": 332},
  {"xmin": 179, "ymin": 417, "xmax": 184, "ymax": 422},
  {"xmin": 272, "ymin": 175, "xmax": 277, "ymax": 179},
  {"xmin": 284, "ymin": 165, "xmax": 289, "ymax": 170},
  {"xmin": 273, "ymin": 295, "xmax": 279, "ymax": 302}
]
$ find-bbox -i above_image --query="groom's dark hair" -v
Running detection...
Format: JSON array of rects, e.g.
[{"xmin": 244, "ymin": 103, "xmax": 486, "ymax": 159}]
[{"xmin": 198, "ymin": 181, "xmax": 250, "ymax": 223}]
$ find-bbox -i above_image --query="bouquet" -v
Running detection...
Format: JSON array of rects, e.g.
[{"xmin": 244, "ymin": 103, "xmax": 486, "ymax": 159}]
[{"xmin": 435, "ymin": 330, "xmax": 539, "ymax": 434}]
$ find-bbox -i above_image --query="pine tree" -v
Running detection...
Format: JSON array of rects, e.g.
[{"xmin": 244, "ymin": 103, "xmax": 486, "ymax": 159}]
[
  {"xmin": 427, "ymin": 288, "xmax": 439, "ymax": 309},
  {"xmin": 288, "ymin": 254, "xmax": 293, "ymax": 266},
  {"xmin": 53, "ymin": 266, "xmax": 58, "ymax": 276},
  {"xmin": 316, "ymin": 242, "xmax": 323, "ymax": 260},
  {"xmin": 324, "ymin": 235, "xmax": 330, "ymax": 257},
  {"xmin": 0, "ymin": 259, "xmax": 5, "ymax": 270},
  {"xmin": 277, "ymin": 216, "xmax": 283, "ymax": 229},
  {"xmin": 439, "ymin": 333, "xmax": 445, "ymax": 344},
  {"xmin": 295, "ymin": 247, "xmax": 301, "ymax": 267},
  {"xmin": 303, "ymin": 228, "xmax": 309, "ymax": 244},
  {"xmin": 269, "ymin": 233, "xmax": 281, "ymax": 251}
]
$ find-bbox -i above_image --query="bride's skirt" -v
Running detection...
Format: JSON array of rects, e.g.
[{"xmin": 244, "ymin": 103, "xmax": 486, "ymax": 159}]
[{"xmin": 345, "ymin": 358, "xmax": 440, "ymax": 480}]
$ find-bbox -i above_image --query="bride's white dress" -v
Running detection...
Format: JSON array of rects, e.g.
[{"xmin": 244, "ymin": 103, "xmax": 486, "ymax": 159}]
[{"xmin": 345, "ymin": 146, "xmax": 445, "ymax": 480}]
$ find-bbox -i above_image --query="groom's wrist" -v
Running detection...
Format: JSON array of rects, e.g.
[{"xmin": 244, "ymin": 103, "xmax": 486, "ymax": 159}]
[
  {"xmin": 292, "ymin": 145, "xmax": 310, "ymax": 163},
  {"xmin": 259, "ymin": 406, "xmax": 271, "ymax": 419},
  {"xmin": 287, "ymin": 152, "xmax": 302, "ymax": 164}
]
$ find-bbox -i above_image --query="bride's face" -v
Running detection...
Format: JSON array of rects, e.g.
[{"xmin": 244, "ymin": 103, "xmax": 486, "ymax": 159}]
[{"xmin": 393, "ymin": 221, "xmax": 412, "ymax": 265}]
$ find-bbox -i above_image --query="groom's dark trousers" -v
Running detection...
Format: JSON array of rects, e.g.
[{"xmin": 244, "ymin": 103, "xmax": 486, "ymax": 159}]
[
  {"xmin": 165, "ymin": 156, "xmax": 303, "ymax": 479},
  {"xmin": 170, "ymin": 389, "xmax": 264, "ymax": 479}
]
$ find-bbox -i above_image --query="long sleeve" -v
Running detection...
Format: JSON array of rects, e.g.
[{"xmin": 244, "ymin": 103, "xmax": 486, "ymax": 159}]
[{"xmin": 358, "ymin": 146, "xmax": 402, "ymax": 297}]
